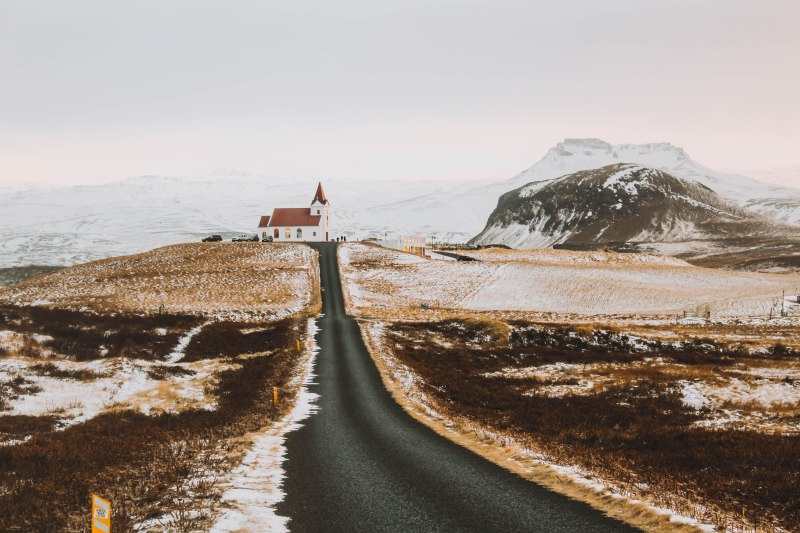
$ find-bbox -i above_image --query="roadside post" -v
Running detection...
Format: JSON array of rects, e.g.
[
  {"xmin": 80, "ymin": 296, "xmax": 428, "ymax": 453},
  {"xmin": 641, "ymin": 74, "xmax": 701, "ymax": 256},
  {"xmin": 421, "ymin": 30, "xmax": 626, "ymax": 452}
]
[
  {"xmin": 296, "ymin": 339, "xmax": 301, "ymax": 352},
  {"xmin": 273, "ymin": 386, "xmax": 279, "ymax": 405},
  {"xmin": 91, "ymin": 494, "xmax": 111, "ymax": 533}
]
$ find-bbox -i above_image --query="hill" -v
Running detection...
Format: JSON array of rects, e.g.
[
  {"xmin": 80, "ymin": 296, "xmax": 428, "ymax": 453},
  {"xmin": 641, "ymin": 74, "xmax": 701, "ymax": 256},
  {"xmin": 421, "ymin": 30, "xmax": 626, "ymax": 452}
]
[
  {"xmin": 506, "ymin": 139, "xmax": 800, "ymax": 225},
  {"xmin": 470, "ymin": 164, "xmax": 800, "ymax": 269}
]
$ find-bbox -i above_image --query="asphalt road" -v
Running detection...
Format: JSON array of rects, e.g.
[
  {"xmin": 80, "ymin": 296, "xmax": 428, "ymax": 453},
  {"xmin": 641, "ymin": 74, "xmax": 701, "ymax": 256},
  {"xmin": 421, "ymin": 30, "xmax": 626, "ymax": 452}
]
[{"xmin": 276, "ymin": 243, "xmax": 638, "ymax": 532}]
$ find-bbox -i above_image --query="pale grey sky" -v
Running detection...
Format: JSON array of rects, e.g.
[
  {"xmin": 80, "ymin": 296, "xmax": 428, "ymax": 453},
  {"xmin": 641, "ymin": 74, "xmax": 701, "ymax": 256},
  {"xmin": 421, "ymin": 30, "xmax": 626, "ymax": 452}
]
[{"xmin": 1, "ymin": 0, "xmax": 799, "ymax": 186}]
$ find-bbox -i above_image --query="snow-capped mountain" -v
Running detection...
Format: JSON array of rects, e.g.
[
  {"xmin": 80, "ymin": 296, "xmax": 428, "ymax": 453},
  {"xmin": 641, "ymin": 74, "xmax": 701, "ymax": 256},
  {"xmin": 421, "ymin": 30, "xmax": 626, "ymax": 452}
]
[
  {"xmin": 470, "ymin": 163, "xmax": 795, "ymax": 251},
  {"xmin": 504, "ymin": 139, "xmax": 800, "ymax": 225}
]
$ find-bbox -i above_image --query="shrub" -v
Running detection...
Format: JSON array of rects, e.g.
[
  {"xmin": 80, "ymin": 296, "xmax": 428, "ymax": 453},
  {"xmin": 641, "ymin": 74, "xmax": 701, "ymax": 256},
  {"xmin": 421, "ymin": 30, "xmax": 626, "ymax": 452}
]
[
  {"xmin": 182, "ymin": 319, "xmax": 295, "ymax": 362},
  {"xmin": 0, "ymin": 305, "xmax": 201, "ymax": 361}
]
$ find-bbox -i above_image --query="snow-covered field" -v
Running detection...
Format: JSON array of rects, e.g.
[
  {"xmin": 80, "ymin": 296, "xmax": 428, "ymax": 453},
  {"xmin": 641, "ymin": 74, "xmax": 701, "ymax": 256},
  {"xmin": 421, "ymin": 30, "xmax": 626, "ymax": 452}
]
[
  {"xmin": 0, "ymin": 175, "xmax": 482, "ymax": 268},
  {"xmin": 339, "ymin": 243, "xmax": 800, "ymax": 317},
  {"xmin": 0, "ymin": 336, "xmax": 235, "ymax": 437},
  {"xmin": 3, "ymin": 139, "xmax": 799, "ymax": 270},
  {"xmin": 0, "ymin": 242, "xmax": 317, "ymax": 318}
]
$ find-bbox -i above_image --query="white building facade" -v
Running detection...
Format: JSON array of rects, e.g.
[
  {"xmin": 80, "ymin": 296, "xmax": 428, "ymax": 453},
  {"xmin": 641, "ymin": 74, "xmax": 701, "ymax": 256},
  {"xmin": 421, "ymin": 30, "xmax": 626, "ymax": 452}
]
[{"xmin": 257, "ymin": 183, "xmax": 331, "ymax": 242}]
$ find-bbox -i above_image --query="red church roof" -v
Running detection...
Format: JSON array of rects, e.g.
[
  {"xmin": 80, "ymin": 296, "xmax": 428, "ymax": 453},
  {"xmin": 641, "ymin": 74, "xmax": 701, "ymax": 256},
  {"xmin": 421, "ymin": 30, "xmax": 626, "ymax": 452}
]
[
  {"xmin": 311, "ymin": 182, "xmax": 329, "ymax": 205},
  {"xmin": 258, "ymin": 215, "xmax": 271, "ymax": 227},
  {"xmin": 268, "ymin": 208, "xmax": 321, "ymax": 227}
]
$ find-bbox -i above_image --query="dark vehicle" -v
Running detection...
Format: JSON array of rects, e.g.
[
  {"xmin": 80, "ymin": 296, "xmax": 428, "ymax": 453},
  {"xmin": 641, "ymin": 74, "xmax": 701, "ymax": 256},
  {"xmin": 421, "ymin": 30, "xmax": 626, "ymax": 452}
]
[
  {"xmin": 262, "ymin": 236, "xmax": 273, "ymax": 242},
  {"xmin": 202, "ymin": 235, "xmax": 223, "ymax": 242}
]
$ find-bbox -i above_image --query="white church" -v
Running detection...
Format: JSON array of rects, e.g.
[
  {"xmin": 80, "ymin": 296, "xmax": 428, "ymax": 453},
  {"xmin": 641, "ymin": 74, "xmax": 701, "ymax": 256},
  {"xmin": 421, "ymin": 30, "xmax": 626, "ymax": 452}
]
[{"xmin": 257, "ymin": 182, "xmax": 331, "ymax": 242}]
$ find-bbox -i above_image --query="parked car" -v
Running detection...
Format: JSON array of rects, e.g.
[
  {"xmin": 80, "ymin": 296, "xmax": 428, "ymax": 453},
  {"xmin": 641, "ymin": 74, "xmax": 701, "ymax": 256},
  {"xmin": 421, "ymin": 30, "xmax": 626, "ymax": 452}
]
[
  {"xmin": 262, "ymin": 236, "xmax": 273, "ymax": 242},
  {"xmin": 232, "ymin": 235, "xmax": 259, "ymax": 242},
  {"xmin": 202, "ymin": 235, "xmax": 223, "ymax": 242}
]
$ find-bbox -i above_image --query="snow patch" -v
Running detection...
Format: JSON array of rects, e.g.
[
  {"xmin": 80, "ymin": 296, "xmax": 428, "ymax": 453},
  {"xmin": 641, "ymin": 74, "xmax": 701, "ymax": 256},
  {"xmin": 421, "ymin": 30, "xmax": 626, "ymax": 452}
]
[{"xmin": 212, "ymin": 317, "xmax": 321, "ymax": 533}]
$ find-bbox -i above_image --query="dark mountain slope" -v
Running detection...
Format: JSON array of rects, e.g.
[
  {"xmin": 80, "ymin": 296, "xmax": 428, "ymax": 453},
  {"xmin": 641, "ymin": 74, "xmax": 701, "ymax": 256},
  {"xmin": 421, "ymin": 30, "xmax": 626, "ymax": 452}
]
[{"xmin": 470, "ymin": 164, "xmax": 800, "ymax": 270}]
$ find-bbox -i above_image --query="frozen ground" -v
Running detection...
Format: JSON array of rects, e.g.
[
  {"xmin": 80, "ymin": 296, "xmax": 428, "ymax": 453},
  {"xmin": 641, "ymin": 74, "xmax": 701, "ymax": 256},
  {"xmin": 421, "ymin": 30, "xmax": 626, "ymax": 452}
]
[
  {"xmin": 0, "ymin": 347, "xmax": 234, "ymax": 434},
  {"xmin": 339, "ymin": 243, "xmax": 800, "ymax": 317}
]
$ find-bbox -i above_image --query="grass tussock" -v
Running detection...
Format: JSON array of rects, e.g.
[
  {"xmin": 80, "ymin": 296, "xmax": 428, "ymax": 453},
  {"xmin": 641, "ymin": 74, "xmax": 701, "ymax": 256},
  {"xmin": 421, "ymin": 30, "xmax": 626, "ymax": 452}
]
[
  {"xmin": 30, "ymin": 363, "xmax": 106, "ymax": 381},
  {"xmin": 0, "ymin": 305, "xmax": 201, "ymax": 361},
  {"xmin": 387, "ymin": 319, "xmax": 800, "ymax": 531},
  {"xmin": 0, "ymin": 317, "xmax": 306, "ymax": 531},
  {"xmin": 0, "ymin": 376, "xmax": 42, "ymax": 410},
  {"xmin": 0, "ymin": 415, "xmax": 58, "ymax": 440},
  {"xmin": 182, "ymin": 321, "xmax": 298, "ymax": 362},
  {"xmin": 145, "ymin": 364, "xmax": 196, "ymax": 381}
]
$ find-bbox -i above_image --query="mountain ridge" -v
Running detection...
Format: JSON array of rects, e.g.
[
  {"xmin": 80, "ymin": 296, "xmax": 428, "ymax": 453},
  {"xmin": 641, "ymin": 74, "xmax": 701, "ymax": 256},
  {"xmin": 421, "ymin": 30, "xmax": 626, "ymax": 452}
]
[
  {"xmin": 504, "ymin": 138, "xmax": 800, "ymax": 225},
  {"xmin": 470, "ymin": 163, "xmax": 800, "ymax": 270}
]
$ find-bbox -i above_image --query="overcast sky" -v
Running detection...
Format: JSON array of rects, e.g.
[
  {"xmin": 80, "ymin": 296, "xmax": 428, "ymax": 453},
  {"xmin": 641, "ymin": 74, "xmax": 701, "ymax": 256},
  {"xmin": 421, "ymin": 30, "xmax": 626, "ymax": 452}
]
[{"xmin": 1, "ymin": 0, "xmax": 799, "ymax": 187}]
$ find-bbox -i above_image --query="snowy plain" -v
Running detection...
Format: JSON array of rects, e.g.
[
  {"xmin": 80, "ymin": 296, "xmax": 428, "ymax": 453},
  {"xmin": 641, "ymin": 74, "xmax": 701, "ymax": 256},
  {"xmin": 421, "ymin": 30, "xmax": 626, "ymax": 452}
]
[
  {"xmin": 3, "ymin": 139, "xmax": 800, "ymax": 268},
  {"xmin": 339, "ymin": 243, "xmax": 800, "ymax": 317}
]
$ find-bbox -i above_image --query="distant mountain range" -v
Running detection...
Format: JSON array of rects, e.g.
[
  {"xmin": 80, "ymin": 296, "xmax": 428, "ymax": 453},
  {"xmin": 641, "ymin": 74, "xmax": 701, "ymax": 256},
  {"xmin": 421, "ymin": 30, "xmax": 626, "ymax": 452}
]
[{"xmin": 1, "ymin": 138, "xmax": 799, "ymax": 268}]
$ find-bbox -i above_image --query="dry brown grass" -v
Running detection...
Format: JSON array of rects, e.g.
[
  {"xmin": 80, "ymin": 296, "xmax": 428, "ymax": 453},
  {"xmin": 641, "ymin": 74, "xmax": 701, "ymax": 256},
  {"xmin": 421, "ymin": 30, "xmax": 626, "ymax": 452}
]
[
  {"xmin": 0, "ymin": 243, "xmax": 317, "ymax": 317},
  {"xmin": 369, "ymin": 318, "xmax": 800, "ymax": 532},
  {"xmin": 0, "ymin": 304, "xmax": 201, "ymax": 361},
  {"xmin": 0, "ymin": 243, "xmax": 322, "ymax": 530},
  {"xmin": 0, "ymin": 316, "xmax": 311, "ymax": 531}
]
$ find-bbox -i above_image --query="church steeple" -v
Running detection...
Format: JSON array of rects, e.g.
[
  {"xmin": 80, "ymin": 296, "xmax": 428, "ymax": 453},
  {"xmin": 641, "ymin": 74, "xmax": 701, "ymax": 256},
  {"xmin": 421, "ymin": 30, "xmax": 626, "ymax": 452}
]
[{"xmin": 311, "ymin": 182, "xmax": 329, "ymax": 206}]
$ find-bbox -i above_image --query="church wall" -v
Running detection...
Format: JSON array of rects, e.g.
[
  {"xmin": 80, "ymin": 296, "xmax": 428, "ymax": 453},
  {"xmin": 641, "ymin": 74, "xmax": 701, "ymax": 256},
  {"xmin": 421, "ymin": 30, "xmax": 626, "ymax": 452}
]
[{"xmin": 269, "ymin": 225, "xmax": 325, "ymax": 242}]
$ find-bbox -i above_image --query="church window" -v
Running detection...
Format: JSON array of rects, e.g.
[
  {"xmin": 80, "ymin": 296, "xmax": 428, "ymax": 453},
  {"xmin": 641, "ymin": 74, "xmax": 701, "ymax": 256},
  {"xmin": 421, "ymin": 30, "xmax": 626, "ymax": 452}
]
[
  {"xmin": 285, "ymin": 228, "xmax": 291, "ymax": 238},
  {"xmin": 297, "ymin": 228, "xmax": 303, "ymax": 238},
  {"xmin": 274, "ymin": 228, "xmax": 279, "ymax": 239}
]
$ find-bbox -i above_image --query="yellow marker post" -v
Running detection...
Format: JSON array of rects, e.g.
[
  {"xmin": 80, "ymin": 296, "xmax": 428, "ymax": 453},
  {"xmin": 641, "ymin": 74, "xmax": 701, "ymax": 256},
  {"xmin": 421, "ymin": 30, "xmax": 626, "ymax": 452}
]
[
  {"xmin": 91, "ymin": 494, "xmax": 111, "ymax": 533},
  {"xmin": 273, "ymin": 386, "xmax": 279, "ymax": 405},
  {"xmin": 296, "ymin": 339, "xmax": 301, "ymax": 352}
]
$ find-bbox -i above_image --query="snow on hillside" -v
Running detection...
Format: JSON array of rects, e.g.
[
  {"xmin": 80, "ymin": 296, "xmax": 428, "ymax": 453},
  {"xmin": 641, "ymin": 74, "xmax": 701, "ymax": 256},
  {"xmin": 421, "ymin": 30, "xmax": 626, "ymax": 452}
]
[
  {"xmin": 471, "ymin": 163, "xmax": 786, "ymax": 251},
  {"xmin": 509, "ymin": 139, "xmax": 800, "ymax": 225}
]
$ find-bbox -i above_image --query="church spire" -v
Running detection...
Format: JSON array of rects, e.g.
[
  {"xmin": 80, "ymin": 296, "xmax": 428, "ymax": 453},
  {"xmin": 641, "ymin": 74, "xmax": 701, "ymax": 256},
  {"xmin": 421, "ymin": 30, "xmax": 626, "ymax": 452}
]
[{"xmin": 311, "ymin": 182, "xmax": 329, "ymax": 205}]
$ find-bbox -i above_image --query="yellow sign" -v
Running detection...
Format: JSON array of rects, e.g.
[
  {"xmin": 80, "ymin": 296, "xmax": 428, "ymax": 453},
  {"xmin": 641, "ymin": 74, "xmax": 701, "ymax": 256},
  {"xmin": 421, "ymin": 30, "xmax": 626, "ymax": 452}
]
[{"xmin": 91, "ymin": 494, "xmax": 111, "ymax": 533}]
